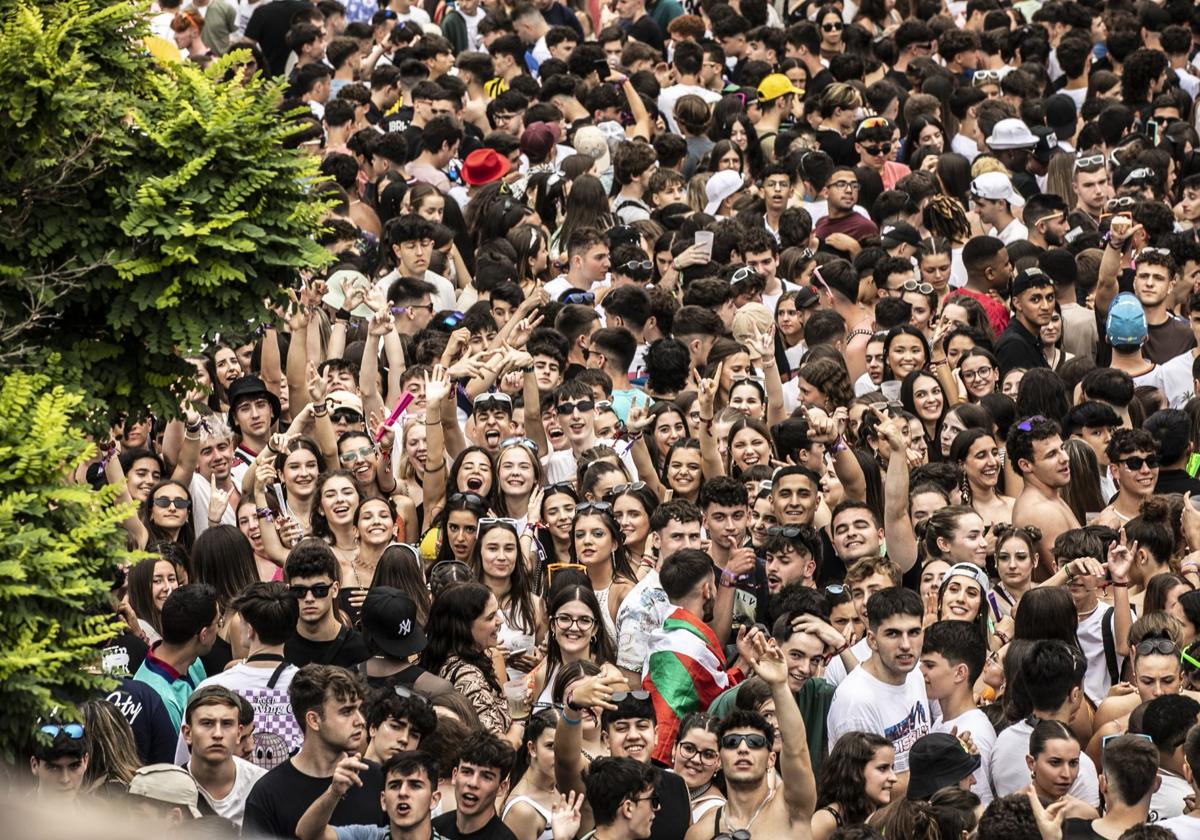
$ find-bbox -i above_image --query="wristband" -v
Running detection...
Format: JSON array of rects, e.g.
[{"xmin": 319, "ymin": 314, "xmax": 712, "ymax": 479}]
[
  {"xmin": 559, "ymin": 708, "xmax": 582, "ymax": 726},
  {"xmin": 1109, "ymin": 580, "xmax": 1130, "ymax": 588},
  {"xmin": 335, "ymin": 308, "xmax": 352, "ymax": 322},
  {"xmin": 184, "ymin": 431, "xmax": 202, "ymax": 441},
  {"xmin": 831, "ymin": 435, "xmax": 849, "ymax": 454},
  {"xmin": 825, "ymin": 643, "xmax": 848, "ymax": 664},
  {"xmin": 312, "ymin": 404, "xmax": 329, "ymax": 416}
]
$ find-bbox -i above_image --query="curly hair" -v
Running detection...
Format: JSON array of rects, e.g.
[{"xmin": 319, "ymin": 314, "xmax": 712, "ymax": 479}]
[
  {"xmin": 922, "ymin": 193, "xmax": 971, "ymax": 243},
  {"xmin": 817, "ymin": 731, "xmax": 895, "ymax": 824},
  {"xmin": 799, "ymin": 357, "xmax": 855, "ymax": 410}
]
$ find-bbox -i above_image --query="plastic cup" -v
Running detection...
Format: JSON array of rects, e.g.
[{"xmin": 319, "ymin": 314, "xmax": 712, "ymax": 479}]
[
  {"xmin": 504, "ymin": 678, "xmax": 530, "ymax": 720},
  {"xmin": 880, "ymin": 380, "xmax": 902, "ymax": 403}
]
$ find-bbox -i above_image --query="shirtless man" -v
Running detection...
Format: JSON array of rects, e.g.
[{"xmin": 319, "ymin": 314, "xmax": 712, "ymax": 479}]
[
  {"xmin": 1009, "ymin": 416, "xmax": 1079, "ymax": 581},
  {"xmin": 685, "ymin": 630, "xmax": 817, "ymax": 840},
  {"xmin": 1093, "ymin": 429, "xmax": 1159, "ymax": 530}
]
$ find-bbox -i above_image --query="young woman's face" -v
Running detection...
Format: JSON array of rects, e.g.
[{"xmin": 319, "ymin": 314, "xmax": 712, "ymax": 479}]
[
  {"xmin": 668, "ymin": 447, "xmax": 703, "ymax": 496},
  {"xmin": 940, "ymin": 575, "xmax": 983, "ymax": 621},
  {"xmin": 963, "ymin": 435, "xmax": 1001, "ymax": 488},
  {"xmin": 921, "ymin": 254, "xmax": 953, "ymax": 290},
  {"xmin": 613, "ymin": 494, "xmax": 651, "ymax": 550},
  {"xmin": 997, "ymin": 536, "xmax": 1035, "ymax": 590},
  {"xmin": 357, "ymin": 498, "xmax": 395, "ymax": 546},
  {"xmin": 945, "ymin": 512, "xmax": 988, "ymax": 567},
  {"xmin": 887, "ymin": 335, "xmax": 926, "ymax": 378},
  {"xmin": 903, "ymin": 292, "xmax": 933, "ymax": 334},
  {"xmin": 543, "ymin": 491, "xmax": 577, "ymax": 543},
  {"xmin": 479, "ymin": 526, "xmax": 519, "ymax": 580},
  {"xmin": 919, "ymin": 559, "xmax": 950, "ymax": 600},
  {"xmin": 750, "ymin": 495, "xmax": 777, "ymax": 547},
  {"xmin": 939, "ymin": 409, "xmax": 968, "ymax": 457},
  {"xmin": 907, "ymin": 419, "xmax": 929, "ymax": 464},
  {"xmin": 960, "ymin": 354, "xmax": 997, "ymax": 399},
  {"xmin": 415, "ymin": 193, "xmax": 445, "ymax": 224},
  {"xmin": 552, "ymin": 597, "xmax": 598, "ymax": 656},
  {"xmin": 797, "ymin": 377, "xmax": 829, "ymax": 411},
  {"xmin": 918, "ymin": 123, "xmax": 944, "ymax": 152},
  {"xmin": 151, "ymin": 559, "xmax": 179, "ymax": 609},
  {"xmin": 404, "ymin": 422, "xmax": 428, "ymax": 472},
  {"xmin": 673, "ymin": 726, "xmax": 721, "ymax": 788},
  {"xmin": 320, "ymin": 476, "xmax": 359, "ymax": 527},
  {"xmin": 729, "ymin": 383, "xmax": 765, "ymax": 419},
  {"xmin": 127, "ymin": 456, "xmax": 163, "ymax": 503},
  {"xmin": 910, "ymin": 491, "xmax": 945, "ymax": 526},
  {"xmin": 574, "ymin": 514, "xmax": 615, "ymax": 568},
  {"xmin": 214, "ymin": 346, "xmax": 242, "ymax": 387},
  {"xmin": 1002, "ymin": 369, "xmax": 1025, "ymax": 398},
  {"xmin": 719, "ymin": 353, "xmax": 754, "ymax": 395},
  {"xmin": 945, "ymin": 334, "xmax": 975, "ymax": 369},
  {"xmin": 498, "ymin": 447, "xmax": 536, "ymax": 498},
  {"xmin": 776, "ymin": 298, "xmax": 800, "ymax": 337},
  {"xmin": 1040, "ymin": 310, "xmax": 1063, "ymax": 346},
  {"xmin": 731, "ymin": 428, "xmax": 772, "ymax": 471},
  {"xmin": 150, "ymin": 484, "xmax": 191, "ymax": 529},
  {"xmin": 1029, "ymin": 738, "xmax": 1080, "ymax": 800},
  {"xmin": 283, "ymin": 448, "xmax": 319, "ymax": 498},
  {"xmin": 470, "ymin": 593, "xmax": 503, "ymax": 650},
  {"xmin": 237, "ymin": 501, "xmax": 265, "ymax": 553},
  {"xmin": 863, "ymin": 745, "xmax": 897, "ymax": 806},
  {"xmin": 446, "ymin": 510, "xmax": 480, "ymax": 562},
  {"xmin": 653, "ymin": 411, "xmax": 687, "ymax": 454},
  {"xmin": 457, "ymin": 451, "xmax": 493, "ymax": 496},
  {"xmin": 339, "ymin": 436, "xmax": 379, "ymax": 484},
  {"xmin": 911, "ymin": 375, "xmax": 943, "ymax": 424},
  {"xmin": 717, "ymin": 148, "xmax": 741, "ymax": 172},
  {"xmin": 729, "ymin": 120, "xmax": 748, "ymax": 150},
  {"xmin": 589, "ymin": 469, "xmax": 624, "ymax": 503},
  {"xmin": 820, "ymin": 11, "xmax": 844, "ymax": 47}
]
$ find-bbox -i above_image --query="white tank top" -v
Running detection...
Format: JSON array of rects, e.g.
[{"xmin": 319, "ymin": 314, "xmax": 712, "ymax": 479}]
[{"xmin": 501, "ymin": 794, "xmax": 554, "ymax": 840}]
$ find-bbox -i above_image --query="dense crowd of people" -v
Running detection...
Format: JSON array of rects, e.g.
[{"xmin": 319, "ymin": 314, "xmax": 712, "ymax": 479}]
[{"xmin": 29, "ymin": 0, "xmax": 1200, "ymax": 838}]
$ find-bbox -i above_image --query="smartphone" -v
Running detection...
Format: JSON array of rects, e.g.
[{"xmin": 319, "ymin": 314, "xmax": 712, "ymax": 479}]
[
  {"xmin": 694, "ymin": 230, "xmax": 714, "ymax": 260},
  {"xmin": 592, "ymin": 58, "xmax": 610, "ymax": 80},
  {"xmin": 1146, "ymin": 118, "xmax": 1160, "ymax": 145}
]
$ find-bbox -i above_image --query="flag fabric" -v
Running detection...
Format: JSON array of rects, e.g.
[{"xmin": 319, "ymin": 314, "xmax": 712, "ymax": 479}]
[{"xmin": 642, "ymin": 607, "xmax": 742, "ymax": 764}]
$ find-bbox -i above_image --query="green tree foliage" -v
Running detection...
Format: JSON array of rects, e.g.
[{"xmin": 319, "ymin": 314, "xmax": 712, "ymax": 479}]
[
  {"xmin": 0, "ymin": 0, "xmax": 330, "ymax": 422},
  {"xmin": 0, "ymin": 366, "xmax": 136, "ymax": 757}
]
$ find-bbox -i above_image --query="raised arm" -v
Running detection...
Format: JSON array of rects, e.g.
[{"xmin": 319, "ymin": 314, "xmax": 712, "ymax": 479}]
[
  {"xmin": 694, "ymin": 364, "xmax": 726, "ymax": 479},
  {"xmin": 1096, "ymin": 220, "xmax": 1140, "ymax": 317},
  {"xmin": 625, "ymin": 405, "xmax": 666, "ymax": 500},
  {"xmin": 755, "ymin": 328, "xmax": 787, "ymax": 428},
  {"xmin": 877, "ymin": 409, "xmax": 919, "ymax": 573},
  {"xmin": 259, "ymin": 325, "xmax": 284, "ymax": 401},
  {"xmin": 305, "ymin": 362, "xmax": 340, "ymax": 470},
  {"xmin": 295, "ymin": 754, "xmax": 371, "ymax": 840},
  {"xmin": 285, "ymin": 303, "xmax": 311, "ymax": 419},
  {"xmin": 929, "ymin": 323, "xmax": 964, "ymax": 407},
  {"xmin": 359, "ymin": 304, "xmax": 393, "ymax": 425},
  {"xmin": 421, "ymin": 366, "xmax": 452, "ymax": 529},
  {"xmin": 169, "ymin": 411, "xmax": 203, "ymax": 486}
]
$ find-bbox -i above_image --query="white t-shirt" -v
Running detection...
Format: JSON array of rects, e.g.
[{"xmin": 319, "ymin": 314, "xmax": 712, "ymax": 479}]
[
  {"xmin": 761, "ymin": 280, "xmax": 800, "ymax": 315},
  {"xmin": 658, "ymin": 85, "xmax": 723, "ymax": 134},
  {"xmin": 992, "ymin": 218, "xmax": 1029, "ymax": 246},
  {"xmin": 988, "ymin": 718, "xmax": 1100, "ymax": 806},
  {"xmin": 190, "ymin": 472, "xmax": 237, "ymax": 538},
  {"xmin": 1152, "ymin": 771, "xmax": 1193, "ymax": 822},
  {"xmin": 174, "ymin": 661, "xmax": 299, "ymax": 763},
  {"xmin": 191, "ymin": 755, "xmax": 266, "ymax": 827},
  {"xmin": 934, "ymin": 708, "xmax": 997, "ymax": 804},
  {"xmin": 823, "ymin": 637, "xmax": 870, "ymax": 686},
  {"xmin": 951, "ymin": 133, "xmax": 980, "ymax": 162},
  {"xmin": 827, "ymin": 659, "xmax": 931, "ymax": 772},
  {"xmin": 1157, "ymin": 813, "xmax": 1200, "ymax": 838},
  {"xmin": 1160, "ymin": 350, "xmax": 1197, "ymax": 408},
  {"xmin": 1077, "ymin": 603, "xmax": 1123, "ymax": 706},
  {"xmin": 541, "ymin": 439, "xmax": 638, "ymax": 486},
  {"xmin": 396, "ymin": 5, "xmax": 431, "ymax": 27},
  {"xmin": 375, "ymin": 269, "xmax": 457, "ymax": 314}
]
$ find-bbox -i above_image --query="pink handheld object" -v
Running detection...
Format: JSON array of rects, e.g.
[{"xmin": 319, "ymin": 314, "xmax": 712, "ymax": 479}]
[{"xmin": 376, "ymin": 393, "xmax": 415, "ymax": 442}]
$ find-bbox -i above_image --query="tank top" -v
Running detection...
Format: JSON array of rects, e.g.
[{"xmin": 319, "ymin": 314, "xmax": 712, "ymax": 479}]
[
  {"xmin": 595, "ymin": 585, "xmax": 617, "ymax": 643},
  {"xmin": 501, "ymin": 795, "xmax": 554, "ymax": 840}
]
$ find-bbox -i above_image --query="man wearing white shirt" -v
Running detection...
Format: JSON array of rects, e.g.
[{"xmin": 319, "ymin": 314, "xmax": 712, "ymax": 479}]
[
  {"xmin": 970, "ymin": 171, "xmax": 1028, "ymax": 245},
  {"xmin": 827, "ymin": 587, "xmax": 931, "ymax": 798},
  {"xmin": 1143, "ymin": 694, "xmax": 1200, "ymax": 823},
  {"xmin": 544, "ymin": 227, "xmax": 610, "ymax": 302},
  {"xmin": 988, "ymin": 640, "xmax": 1101, "ymax": 807},
  {"xmin": 377, "ymin": 215, "xmax": 457, "ymax": 312},
  {"xmin": 1157, "ymin": 723, "xmax": 1200, "ymax": 838},
  {"xmin": 513, "ymin": 4, "xmax": 551, "ymax": 65},
  {"xmin": 658, "ymin": 42, "xmax": 722, "ymax": 134},
  {"xmin": 183, "ymin": 685, "xmax": 267, "ymax": 827}
]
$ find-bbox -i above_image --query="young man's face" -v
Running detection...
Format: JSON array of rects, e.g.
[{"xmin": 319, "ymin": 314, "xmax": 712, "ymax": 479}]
[
  {"xmin": 743, "ymin": 249, "xmax": 777, "ymax": 284},
  {"xmin": 849, "ymin": 571, "xmax": 893, "ymax": 621},
  {"xmin": 1134, "ymin": 263, "xmax": 1174, "ymax": 308},
  {"xmin": 1012, "ymin": 285, "xmax": 1054, "ymax": 328},
  {"xmin": 183, "ymin": 702, "xmax": 240, "ymax": 765},
  {"xmin": 654, "ymin": 518, "xmax": 703, "ymax": 558},
  {"xmin": 1073, "ymin": 425, "xmax": 1113, "ymax": 467},
  {"xmin": 235, "ymin": 396, "xmax": 274, "ymax": 440},
  {"xmin": 703, "ymin": 502, "xmax": 749, "ymax": 549},
  {"xmin": 316, "ymin": 692, "xmax": 366, "ymax": 753},
  {"xmin": 371, "ymin": 715, "xmax": 419, "ymax": 761},
  {"xmin": 831, "ymin": 507, "xmax": 882, "ymax": 564},
  {"xmin": 605, "ymin": 717, "xmax": 656, "ymax": 762},
  {"xmin": 491, "ymin": 299, "xmax": 515, "ymax": 329},
  {"xmin": 383, "ymin": 767, "xmax": 439, "ymax": 830},
  {"xmin": 718, "ymin": 727, "xmax": 772, "ymax": 785},
  {"xmin": 868, "ymin": 614, "xmax": 924, "ymax": 676},
  {"xmin": 1073, "ymin": 169, "xmax": 1111, "ymax": 213},
  {"xmin": 772, "ymin": 474, "xmax": 818, "ymax": 525},
  {"xmin": 556, "ymin": 396, "xmax": 595, "ymax": 446},
  {"xmin": 919, "ymin": 650, "xmax": 958, "ymax": 701},
  {"xmin": 289, "ymin": 575, "xmax": 338, "ymax": 625},
  {"xmin": 651, "ymin": 181, "xmax": 686, "ymax": 208},
  {"xmin": 453, "ymin": 761, "xmax": 505, "ymax": 817},
  {"xmin": 31, "ymin": 753, "xmax": 88, "ymax": 796},
  {"xmin": 765, "ymin": 546, "xmax": 813, "ymax": 592},
  {"xmin": 1111, "ymin": 448, "xmax": 1159, "ymax": 497},
  {"xmin": 781, "ymin": 630, "xmax": 826, "ymax": 692},
  {"xmin": 533, "ymin": 354, "xmax": 562, "ymax": 391},
  {"xmin": 325, "ymin": 366, "xmax": 358, "ymax": 393},
  {"xmin": 197, "ymin": 436, "xmax": 233, "ymax": 481},
  {"xmin": 1024, "ymin": 435, "xmax": 1071, "ymax": 489},
  {"xmin": 576, "ymin": 244, "xmax": 610, "ymax": 283},
  {"xmin": 395, "ymin": 237, "xmax": 432, "ymax": 275}
]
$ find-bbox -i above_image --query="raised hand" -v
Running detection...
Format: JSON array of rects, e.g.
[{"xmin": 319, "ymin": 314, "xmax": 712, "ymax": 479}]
[
  {"xmin": 695, "ymin": 361, "xmax": 722, "ymax": 416},
  {"xmin": 278, "ymin": 517, "xmax": 303, "ymax": 549},
  {"xmin": 1106, "ymin": 528, "xmax": 1137, "ymax": 585},
  {"xmin": 369, "ymin": 407, "xmax": 394, "ymax": 451},
  {"xmin": 255, "ymin": 458, "xmax": 279, "ymax": 488},
  {"xmin": 423, "ymin": 365, "xmax": 452, "ymax": 406},
  {"xmin": 743, "ymin": 630, "xmax": 788, "ymax": 686},
  {"xmin": 870, "ymin": 405, "xmax": 907, "ymax": 451},
  {"xmin": 446, "ymin": 353, "xmax": 487, "ymax": 381},
  {"xmin": 803, "ymin": 407, "xmax": 839, "ymax": 444},
  {"xmin": 1026, "ymin": 787, "xmax": 1068, "ymax": 840},
  {"xmin": 306, "ymin": 360, "xmax": 327, "ymax": 404},
  {"xmin": 626, "ymin": 403, "xmax": 653, "ymax": 435},
  {"xmin": 208, "ymin": 473, "xmax": 230, "ymax": 525},
  {"xmin": 790, "ymin": 614, "xmax": 846, "ymax": 650},
  {"xmin": 508, "ymin": 312, "xmax": 544, "ymax": 349},
  {"xmin": 367, "ymin": 286, "xmax": 388, "ymax": 316},
  {"xmin": 550, "ymin": 791, "xmax": 584, "ymax": 840},
  {"xmin": 329, "ymin": 752, "xmax": 369, "ymax": 797},
  {"xmin": 367, "ymin": 309, "xmax": 394, "ymax": 337}
]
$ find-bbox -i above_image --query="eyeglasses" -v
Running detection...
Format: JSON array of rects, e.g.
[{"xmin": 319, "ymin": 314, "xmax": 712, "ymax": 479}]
[
  {"xmin": 339, "ymin": 444, "xmax": 377, "ymax": 464},
  {"xmin": 829, "ymin": 180, "xmax": 860, "ymax": 191},
  {"xmin": 611, "ymin": 690, "xmax": 651, "ymax": 702},
  {"xmin": 821, "ymin": 21, "xmax": 843, "ymax": 31},
  {"xmin": 391, "ymin": 303, "xmax": 435, "ymax": 315},
  {"xmin": 1015, "ymin": 415, "xmax": 1047, "ymax": 432},
  {"xmin": 604, "ymin": 482, "xmax": 647, "ymax": 498},
  {"xmin": 825, "ymin": 584, "xmax": 845, "ymax": 595},
  {"xmin": 721, "ymin": 732, "xmax": 769, "ymax": 750},
  {"xmin": 562, "ymin": 291, "xmax": 596, "ymax": 305},
  {"xmin": 553, "ymin": 613, "xmax": 596, "ymax": 631},
  {"xmin": 474, "ymin": 392, "xmax": 513, "ymax": 406},
  {"xmin": 500, "ymin": 436, "xmax": 539, "ymax": 454},
  {"xmin": 596, "ymin": 400, "xmax": 614, "ymax": 411},
  {"xmin": 576, "ymin": 501, "xmax": 614, "ymax": 515},
  {"xmin": 1120, "ymin": 455, "xmax": 1160, "ymax": 471},
  {"xmin": 289, "ymin": 582, "xmax": 333, "ymax": 599},
  {"xmin": 861, "ymin": 143, "xmax": 893, "ymax": 157},
  {"xmin": 1073, "ymin": 153, "xmax": 1106, "ymax": 171},
  {"xmin": 331, "ymin": 409, "xmax": 364, "ymax": 424},
  {"xmin": 911, "ymin": 41, "xmax": 933, "ymax": 51},
  {"xmin": 972, "ymin": 69, "xmax": 1003, "ymax": 83},
  {"xmin": 39, "ymin": 723, "xmax": 85, "ymax": 740},
  {"xmin": 630, "ymin": 793, "xmax": 662, "ymax": 810},
  {"xmin": 556, "ymin": 400, "xmax": 595, "ymax": 415},
  {"xmin": 766, "ymin": 525, "xmax": 803, "ymax": 537},
  {"xmin": 152, "ymin": 497, "xmax": 191, "ymax": 510},
  {"xmin": 1136, "ymin": 638, "xmax": 1177, "ymax": 657},
  {"xmin": 1105, "ymin": 197, "xmax": 1136, "ymax": 211},
  {"xmin": 677, "ymin": 741, "xmax": 720, "ymax": 763},
  {"xmin": 899, "ymin": 279, "xmax": 934, "ymax": 295},
  {"xmin": 449, "ymin": 492, "xmax": 486, "ymax": 505},
  {"xmin": 960, "ymin": 365, "xmax": 994, "ymax": 382},
  {"xmin": 618, "ymin": 260, "xmax": 652, "ymax": 273}
]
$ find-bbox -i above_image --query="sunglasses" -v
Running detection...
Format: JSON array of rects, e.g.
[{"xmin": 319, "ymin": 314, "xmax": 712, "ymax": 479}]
[
  {"xmin": 479, "ymin": 516, "xmax": 521, "ymax": 528},
  {"xmin": 576, "ymin": 501, "xmax": 613, "ymax": 515},
  {"xmin": 1136, "ymin": 638, "xmax": 1177, "ymax": 657},
  {"xmin": 331, "ymin": 409, "xmax": 364, "ymax": 424},
  {"xmin": 721, "ymin": 732, "xmax": 769, "ymax": 750},
  {"xmin": 1120, "ymin": 455, "xmax": 1160, "ymax": 471},
  {"xmin": 899, "ymin": 279, "xmax": 934, "ymax": 295},
  {"xmin": 391, "ymin": 303, "xmax": 435, "ymax": 315},
  {"xmin": 547, "ymin": 561, "xmax": 586, "ymax": 582},
  {"xmin": 1032, "ymin": 211, "xmax": 1066, "ymax": 226},
  {"xmin": 1105, "ymin": 197, "xmax": 1136, "ymax": 211},
  {"xmin": 1015, "ymin": 415, "xmax": 1047, "ymax": 432},
  {"xmin": 855, "ymin": 117, "xmax": 889, "ymax": 135},
  {"xmin": 152, "ymin": 497, "xmax": 191, "ymax": 510},
  {"xmin": 449, "ymin": 492, "xmax": 486, "ymax": 505},
  {"xmin": 611, "ymin": 690, "xmax": 651, "ymax": 702},
  {"xmin": 730, "ymin": 266, "xmax": 758, "ymax": 284},
  {"xmin": 862, "ymin": 143, "xmax": 893, "ymax": 157},
  {"xmin": 339, "ymin": 444, "xmax": 376, "ymax": 464},
  {"xmin": 619, "ymin": 260, "xmax": 652, "ymax": 273},
  {"xmin": 821, "ymin": 21, "xmax": 843, "ymax": 31},
  {"xmin": 604, "ymin": 482, "xmax": 647, "ymax": 498},
  {"xmin": 1102, "ymin": 732, "xmax": 1154, "ymax": 750},
  {"xmin": 39, "ymin": 723, "xmax": 85, "ymax": 740},
  {"xmin": 555, "ymin": 400, "xmax": 595, "ymax": 415},
  {"xmin": 289, "ymin": 582, "xmax": 333, "ymax": 599},
  {"xmin": 500, "ymin": 436, "xmax": 539, "ymax": 454},
  {"xmin": 972, "ymin": 69, "xmax": 1003, "ymax": 83},
  {"xmin": 440, "ymin": 311, "xmax": 466, "ymax": 329},
  {"xmin": 1121, "ymin": 167, "xmax": 1154, "ymax": 186},
  {"xmin": 629, "ymin": 793, "xmax": 662, "ymax": 810},
  {"xmin": 543, "ymin": 482, "xmax": 577, "ymax": 495},
  {"xmin": 1073, "ymin": 153, "xmax": 1106, "ymax": 171},
  {"xmin": 563, "ymin": 291, "xmax": 596, "ymax": 305},
  {"xmin": 1139, "ymin": 247, "xmax": 1171, "ymax": 258},
  {"xmin": 474, "ymin": 391, "xmax": 513, "ymax": 406},
  {"xmin": 766, "ymin": 525, "xmax": 804, "ymax": 537},
  {"xmin": 825, "ymin": 583, "xmax": 845, "ymax": 595}
]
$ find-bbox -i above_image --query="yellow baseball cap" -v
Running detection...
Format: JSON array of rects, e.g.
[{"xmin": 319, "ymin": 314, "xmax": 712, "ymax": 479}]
[{"xmin": 757, "ymin": 73, "xmax": 803, "ymax": 102}]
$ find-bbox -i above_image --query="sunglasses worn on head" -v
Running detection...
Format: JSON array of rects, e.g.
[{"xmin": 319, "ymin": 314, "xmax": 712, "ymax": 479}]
[
  {"xmin": 563, "ymin": 291, "xmax": 595, "ymax": 305},
  {"xmin": 475, "ymin": 391, "xmax": 513, "ymax": 406},
  {"xmin": 1074, "ymin": 153, "xmax": 1105, "ymax": 170},
  {"xmin": 40, "ymin": 723, "xmax": 85, "ymax": 740},
  {"xmin": 604, "ymin": 482, "xmax": 647, "ymax": 498},
  {"xmin": 721, "ymin": 732, "xmax": 769, "ymax": 750},
  {"xmin": 619, "ymin": 260, "xmax": 652, "ymax": 273},
  {"xmin": 500, "ymin": 436, "xmax": 539, "ymax": 454},
  {"xmin": 449, "ymin": 492, "xmax": 486, "ymax": 505},
  {"xmin": 611, "ymin": 690, "xmax": 650, "ymax": 702},
  {"xmin": 767, "ymin": 525, "xmax": 803, "ymax": 537},
  {"xmin": 289, "ymin": 582, "xmax": 333, "ymax": 599},
  {"xmin": 576, "ymin": 501, "xmax": 613, "ymax": 515},
  {"xmin": 1102, "ymin": 732, "xmax": 1154, "ymax": 750},
  {"xmin": 153, "ymin": 497, "xmax": 191, "ymax": 510},
  {"xmin": 1015, "ymin": 415, "xmax": 1047, "ymax": 432},
  {"xmin": 479, "ymin": 516, "xmax": 520, "ymax": 528},
  {"xmin": 1136, "ymin": 638, "xmax": 1176, "ymax": 657}
]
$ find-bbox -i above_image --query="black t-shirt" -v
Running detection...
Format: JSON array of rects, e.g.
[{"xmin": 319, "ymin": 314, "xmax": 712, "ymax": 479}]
[
  {"xmin": 648, "ymin": 768, "xmax": 691, "ymax": 840},
  {"xmin": 1062, "ymin": 818, "xmax": 1107, "ymax": 839},
  {"xmin": 815, "ymin": 128, "xmax": 858, "ymax": 166},
  {"xmin": 432, "ymin": 812, "xmax": 518, "ymax": 840},
  {"xmin": 625, "ymin": 15, "xmax": 665, "ymax": 54},
  {"xmin": 244, "ymin": 0, "xmax": 314, "ymax": 77},
  {"xmin": 284, "ymin": 626, "xmax": 371, "ymax": 669},
  {"xmin": 243, "ymin": 758, "xmax": 386, "ymax": 838}
]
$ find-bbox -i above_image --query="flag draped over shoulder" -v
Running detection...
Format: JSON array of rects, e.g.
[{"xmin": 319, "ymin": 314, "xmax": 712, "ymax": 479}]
[{"xmin": 642, "ymin": 607, "xmax": 742, "ymax": 764}]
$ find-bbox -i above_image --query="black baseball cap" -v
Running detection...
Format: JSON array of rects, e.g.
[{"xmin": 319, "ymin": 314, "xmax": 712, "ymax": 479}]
[{"xmin": 361, "ymin": 588, "xmax": 426, "ymax": 660}]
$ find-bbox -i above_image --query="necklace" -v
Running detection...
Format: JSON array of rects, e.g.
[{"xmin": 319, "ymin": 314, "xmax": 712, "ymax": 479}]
[{"xmin": 724, "ymin": 788, "xmax": 775, "ymax": 833}]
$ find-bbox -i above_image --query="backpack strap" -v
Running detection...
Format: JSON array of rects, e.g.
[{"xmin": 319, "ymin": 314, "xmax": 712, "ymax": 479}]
[
  {"xmin": 1101, "ymin": 606, "xmax": 1119, "ymax": 687},
  {"xmin": 267, "ymin": 661, "xmax": 291, "ymax": 689}
]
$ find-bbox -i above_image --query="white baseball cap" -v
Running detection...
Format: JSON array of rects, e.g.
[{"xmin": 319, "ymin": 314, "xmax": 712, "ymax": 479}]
[
  {"xmin": 986, "ymin": 118, "xmax": 1038, "ymax": 150},
  {"xmin": 970, "ymin": 171, "xmax": 1025, "ymax": 207},
  {"xmin": 704, "ymin": 170, "xmax": 744, "ymax": 216}
]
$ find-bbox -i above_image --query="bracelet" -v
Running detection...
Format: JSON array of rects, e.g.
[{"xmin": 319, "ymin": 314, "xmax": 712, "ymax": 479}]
[
  {"xmin": 931, "ymin": 358, "xmax": 949, "ymax": 367},
  {"xmin": 312, "ymin": 405, "xmax": 328, "ymax": 416},
  {"xmin": 831, "ymin": 435, "xmax": 849, "ymax": 454},
  {"xmin": 184, "ymin": 421, "xmax": 202, "ymax": 434},
  {"xmin": 335, "ymin": 308, "xmax": 352, "ymax": 322},
  {"xmin": 825, "ymin": 643, "xmax": 848, "ymax": 664},
  {"xmin": 718, "ymin": 567, "xmax": 738, "ymax": 588},
  {"xmin": 255, "ymin": 507, "xmax": 275, "ymax": 521},
  {"xmin": 184, "ymin": 431, "xmax": 202, "ymax": 441},
  {"xmin": 994, "ymin": 631, "xmax": 1010, "ymax": 646},
  {"xmin": 559, "ymin": 708, "xmax": 582, "ymax": 726},
  {"xmin": 1109, "ymin": 580, "xmax": 1130, "ymax": 588},
  {"xmin": 424, "ymin": 460, "xmax": 446, "ymax": 472}
]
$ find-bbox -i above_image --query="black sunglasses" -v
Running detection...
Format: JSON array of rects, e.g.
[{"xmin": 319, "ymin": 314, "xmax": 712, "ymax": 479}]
[
  {"xmin": 721, "ymin": 732, "xmax": 769, "ymax": 750},
  {"xmin": 766, "ymin": 525, "xmax": 803, "ymax": 537},
  {"xmin": 1120, "ymin": 455, "xmax": 1160, "ymax": 471},
  {"xmin": 289, "ymin": 582, "xmax": 333, "ymax": 599},
  {"xmin": 153, "ymin": 497, "xmax": 191, "ymax": 510},
  {"xmin": 862, "ymin": 143, "xmax": 893, "ymax": 156},
  {"xmin": 822, "ymin": 21, "xmax": 844, "ymax": 31},
  {"xmin": 555, "ymin": 399, "xmax": 595, "ymax": 415},
  {"xmin": 331, "ymin": 409, "xmax": 363, "ymax": 423},
  {"xmin": 449, "ymin": 492, "xmax": 486, "ymax": 505},
  {"xmin": 563, "ymin": 291, "xmax": 595, "ymax": 305},
  {"xmin": 1136, "ymin": 638, "xmax": 1177, "ymax": 657}
]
